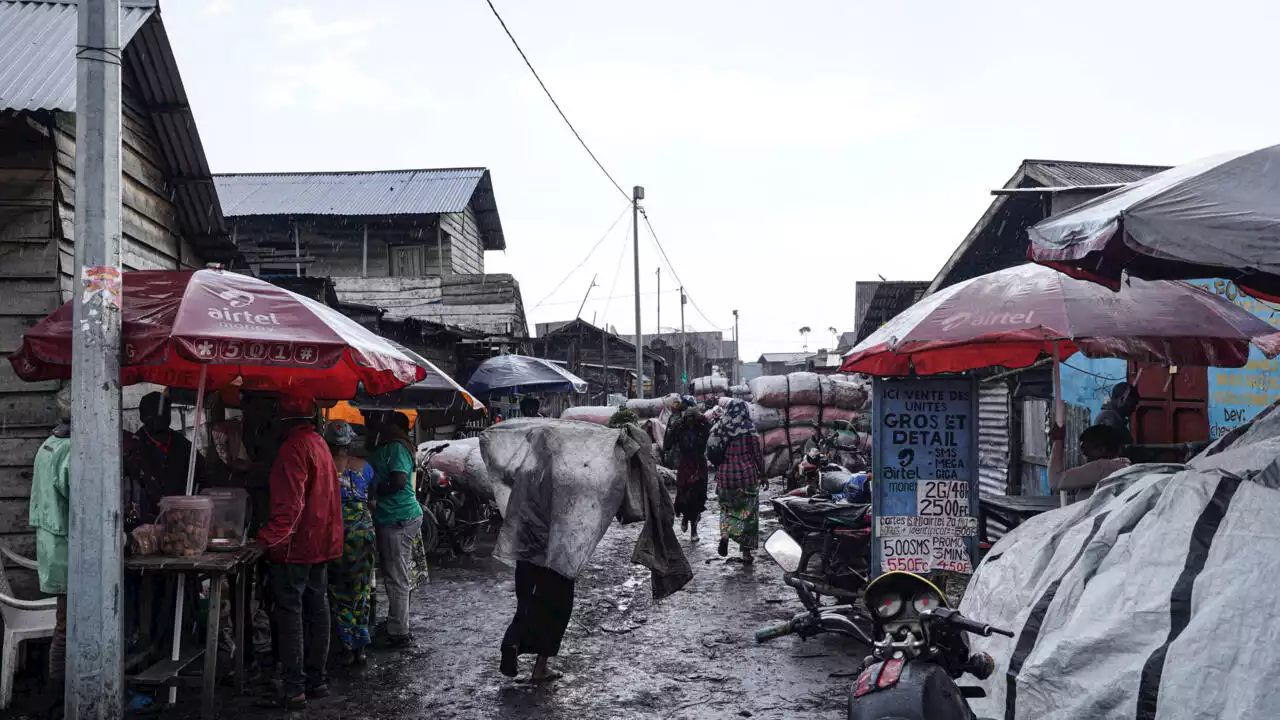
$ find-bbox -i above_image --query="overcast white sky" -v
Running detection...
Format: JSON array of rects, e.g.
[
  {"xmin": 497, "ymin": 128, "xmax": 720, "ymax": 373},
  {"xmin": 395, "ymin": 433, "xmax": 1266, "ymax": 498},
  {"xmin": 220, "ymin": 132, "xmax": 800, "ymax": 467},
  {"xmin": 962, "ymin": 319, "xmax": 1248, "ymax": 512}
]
[{"xmin": 164, "ymin": 0, "xmax": 1280, "ymax": 360}]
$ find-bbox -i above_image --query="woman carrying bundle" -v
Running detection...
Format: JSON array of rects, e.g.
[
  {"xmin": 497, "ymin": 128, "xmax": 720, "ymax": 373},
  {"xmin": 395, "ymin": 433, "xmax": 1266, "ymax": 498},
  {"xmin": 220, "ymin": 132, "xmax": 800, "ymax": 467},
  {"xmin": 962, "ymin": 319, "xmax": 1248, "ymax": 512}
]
[
  {"xmin": 664, "ymin": 396, "xmax": 711, "ymax": 542},
  {"xmin": 707, "ymin": 399, "xmax": 766, "ymax": 564}
]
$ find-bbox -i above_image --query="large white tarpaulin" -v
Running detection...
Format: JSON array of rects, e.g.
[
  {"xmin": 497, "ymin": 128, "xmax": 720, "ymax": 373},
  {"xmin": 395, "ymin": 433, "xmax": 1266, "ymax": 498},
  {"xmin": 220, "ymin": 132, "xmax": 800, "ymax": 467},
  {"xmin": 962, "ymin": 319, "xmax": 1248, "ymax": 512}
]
[{"xmin": 962, "ymin": 400, "xmax": 1280, "ymax": 720}]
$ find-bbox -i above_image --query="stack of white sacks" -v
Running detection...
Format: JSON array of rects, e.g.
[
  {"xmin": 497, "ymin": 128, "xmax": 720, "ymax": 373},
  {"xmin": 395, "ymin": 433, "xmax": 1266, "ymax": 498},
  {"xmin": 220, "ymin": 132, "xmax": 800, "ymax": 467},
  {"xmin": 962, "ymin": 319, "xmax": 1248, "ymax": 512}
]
[{"xmin": 730, "ymin": 372, "xmax": 872, "ymax": 477}]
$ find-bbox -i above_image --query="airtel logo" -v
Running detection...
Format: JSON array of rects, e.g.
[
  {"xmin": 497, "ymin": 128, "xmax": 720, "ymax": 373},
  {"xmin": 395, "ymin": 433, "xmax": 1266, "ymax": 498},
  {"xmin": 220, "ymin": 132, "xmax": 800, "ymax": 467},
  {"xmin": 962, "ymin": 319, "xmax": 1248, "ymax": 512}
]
[
  {"xmin": 939, "ymin": 310, "xmax": 1035, "ymax": 333},
  {"xmin": 216, "ymin": 289, "xmax": 255, "ymax": 308}
]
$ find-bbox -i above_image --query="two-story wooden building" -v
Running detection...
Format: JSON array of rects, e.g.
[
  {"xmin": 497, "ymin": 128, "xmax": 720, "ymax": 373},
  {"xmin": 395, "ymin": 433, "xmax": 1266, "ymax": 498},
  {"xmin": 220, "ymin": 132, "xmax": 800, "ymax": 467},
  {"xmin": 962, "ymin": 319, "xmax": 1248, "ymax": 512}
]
[{"xmin": 213, "ymin": 168, "xmax": 529, "ymax": 383}]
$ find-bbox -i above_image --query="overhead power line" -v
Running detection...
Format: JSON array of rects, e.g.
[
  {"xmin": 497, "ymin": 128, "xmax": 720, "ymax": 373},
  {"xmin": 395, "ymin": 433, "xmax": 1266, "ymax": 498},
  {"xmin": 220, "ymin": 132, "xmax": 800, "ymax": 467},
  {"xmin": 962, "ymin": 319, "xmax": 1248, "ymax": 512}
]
[
  {"xmin": 532, "ymin": 204, "xmax": 630, "ymax": 310},
  {"xmin": 640, "ymin": 209, "xmax": 720, "ymax": 330},
  {"xmin": 481, "ymin": 0, "xmax": 630, "ymax": 202}
]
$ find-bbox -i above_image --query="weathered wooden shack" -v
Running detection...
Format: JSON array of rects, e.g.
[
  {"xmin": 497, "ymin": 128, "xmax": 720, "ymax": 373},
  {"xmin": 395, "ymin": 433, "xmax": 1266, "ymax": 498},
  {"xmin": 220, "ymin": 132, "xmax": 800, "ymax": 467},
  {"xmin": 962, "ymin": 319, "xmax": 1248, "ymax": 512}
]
[
  {"xmin": 534, "ymin": 318, "xmax": 669, "ymax": 400},
  {"xmin": 214, "ymin": 169, "xmax": 528, "ymax": 359},
  {"xmin": 0, "ymin": 0, "xmax": 232, "ymax": 590},
  {"xmin": 213, "ymin": 168, "xmax": 504, "ymax": 277}
]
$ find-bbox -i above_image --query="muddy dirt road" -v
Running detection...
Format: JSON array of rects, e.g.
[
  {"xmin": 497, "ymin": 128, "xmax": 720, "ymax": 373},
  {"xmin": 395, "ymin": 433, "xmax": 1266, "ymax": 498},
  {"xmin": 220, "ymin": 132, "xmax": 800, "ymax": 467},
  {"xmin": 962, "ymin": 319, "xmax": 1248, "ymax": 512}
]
[{"xmin": 182, "ymin": 492, "xmax": 868, "ymax": 719}]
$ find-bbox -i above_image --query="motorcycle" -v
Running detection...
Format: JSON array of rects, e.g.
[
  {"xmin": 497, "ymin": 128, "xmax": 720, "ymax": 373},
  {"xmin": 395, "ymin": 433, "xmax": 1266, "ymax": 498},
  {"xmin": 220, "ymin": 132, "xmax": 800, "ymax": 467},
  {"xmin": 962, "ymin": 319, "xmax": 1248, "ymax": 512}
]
[
  {"xmin": 416, "ymin": 443, "xmax": 498, "ymax": 557},
  {"xmin": 771, "ymin": 482, "xmax": 872, "ymax": 601},
  {"xmin": 757, "ymin": 530, "xmax": 1010, "ymax": 720}
]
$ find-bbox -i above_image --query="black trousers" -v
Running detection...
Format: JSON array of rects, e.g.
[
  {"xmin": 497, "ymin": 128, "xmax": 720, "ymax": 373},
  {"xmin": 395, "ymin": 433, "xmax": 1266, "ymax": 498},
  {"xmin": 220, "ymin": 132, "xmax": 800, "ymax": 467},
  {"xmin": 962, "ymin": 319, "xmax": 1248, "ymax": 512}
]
[
  {"xmin": 271, "ymin": 563, "xmax": 330, "ymax": 697},
  {"xmin": 502, "ymin": 561, "xmax": 576, "ymax": 658}
]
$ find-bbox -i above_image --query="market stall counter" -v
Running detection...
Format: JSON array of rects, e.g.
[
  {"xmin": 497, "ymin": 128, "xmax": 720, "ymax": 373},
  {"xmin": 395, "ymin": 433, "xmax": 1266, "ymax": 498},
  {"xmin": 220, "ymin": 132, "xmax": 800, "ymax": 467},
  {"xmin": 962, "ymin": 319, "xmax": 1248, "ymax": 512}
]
[{"xmin": 125, "ymin": 542, "xmax": 263, "ymax": 719}]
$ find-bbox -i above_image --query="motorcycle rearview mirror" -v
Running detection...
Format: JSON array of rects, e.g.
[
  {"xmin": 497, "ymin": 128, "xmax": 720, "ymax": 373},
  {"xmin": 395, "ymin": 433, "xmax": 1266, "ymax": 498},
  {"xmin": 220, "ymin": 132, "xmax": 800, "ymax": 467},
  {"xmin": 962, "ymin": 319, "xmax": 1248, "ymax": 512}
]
[{"xmin": 764, "ymin": 530, "xmax": 803, "ymax": 573}]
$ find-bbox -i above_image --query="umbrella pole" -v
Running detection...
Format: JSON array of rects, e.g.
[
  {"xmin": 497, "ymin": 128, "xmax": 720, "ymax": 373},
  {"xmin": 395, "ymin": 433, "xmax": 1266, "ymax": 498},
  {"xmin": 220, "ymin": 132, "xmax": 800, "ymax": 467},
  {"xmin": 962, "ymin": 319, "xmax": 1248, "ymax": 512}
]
[
  {"xmin": 1052, "ymin": 343, "xmax": 1067, "ymax": 508},
  {"xmin": 168, "ymin": 363, "xmax": 207, "ymax": 705}
]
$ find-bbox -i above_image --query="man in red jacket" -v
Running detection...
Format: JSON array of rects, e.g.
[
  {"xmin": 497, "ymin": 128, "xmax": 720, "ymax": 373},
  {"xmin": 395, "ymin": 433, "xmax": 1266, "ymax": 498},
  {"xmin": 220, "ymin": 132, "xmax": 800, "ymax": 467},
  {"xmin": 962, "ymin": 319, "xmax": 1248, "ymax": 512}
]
[{"xmin": 257, "ymin": 397, "xmax": 341, "ymax": 711}]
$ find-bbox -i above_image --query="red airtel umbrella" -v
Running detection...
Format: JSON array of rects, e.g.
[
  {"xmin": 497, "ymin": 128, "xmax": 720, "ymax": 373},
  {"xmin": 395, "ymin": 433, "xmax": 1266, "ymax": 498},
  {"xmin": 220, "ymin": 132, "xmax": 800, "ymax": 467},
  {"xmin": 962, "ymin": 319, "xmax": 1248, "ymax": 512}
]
[
  {"xmin": 841, "ymin": 263, "xmax": 1280, "ymax": 376},
  {"xmin": 9, "ymin": 269, "xmax": 429, "ymax": 690},
  {"xmin": 9, "ymin": 268, "xmax": 427, "ymax": 398}
]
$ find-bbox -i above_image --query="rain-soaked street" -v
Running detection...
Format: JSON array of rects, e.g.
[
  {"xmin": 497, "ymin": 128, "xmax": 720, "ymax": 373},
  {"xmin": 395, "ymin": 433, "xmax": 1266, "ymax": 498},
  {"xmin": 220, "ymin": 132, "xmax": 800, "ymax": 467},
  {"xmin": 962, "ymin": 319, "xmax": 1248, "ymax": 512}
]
[{"xmin": 189, "ymin": 489, "xmax": 866, "ymax": 720}]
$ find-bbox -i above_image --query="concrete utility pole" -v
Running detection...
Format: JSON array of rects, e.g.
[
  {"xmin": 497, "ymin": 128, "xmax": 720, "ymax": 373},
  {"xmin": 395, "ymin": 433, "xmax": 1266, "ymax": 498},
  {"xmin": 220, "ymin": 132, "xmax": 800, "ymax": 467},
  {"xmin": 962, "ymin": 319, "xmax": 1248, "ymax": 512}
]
[
  {"xmin": 69, "ymin": 0, "xmax": 124, "ymax": 716},
  {"xmin": 655, "ymin": 267, "xmax": 661, "ymax": 337},
  {"xmin": 632, "ymin": 186, "xmax": 645, "ymax": 398},
  {"xmin": 733, "ymin": 309, "xmax": 740, "ymax": 385},
  {"xmin": 680, "ymin": 287, "xmax": 687, "ymax": 390}
]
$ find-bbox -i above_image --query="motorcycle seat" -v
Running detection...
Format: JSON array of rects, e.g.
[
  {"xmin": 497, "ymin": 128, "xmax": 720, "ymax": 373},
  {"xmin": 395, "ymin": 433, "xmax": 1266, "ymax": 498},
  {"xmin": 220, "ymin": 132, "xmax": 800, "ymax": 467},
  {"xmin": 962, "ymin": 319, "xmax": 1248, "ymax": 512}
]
[{"xmin": 777, "ymin": 497, "xmax": 870, "ymax": 527}]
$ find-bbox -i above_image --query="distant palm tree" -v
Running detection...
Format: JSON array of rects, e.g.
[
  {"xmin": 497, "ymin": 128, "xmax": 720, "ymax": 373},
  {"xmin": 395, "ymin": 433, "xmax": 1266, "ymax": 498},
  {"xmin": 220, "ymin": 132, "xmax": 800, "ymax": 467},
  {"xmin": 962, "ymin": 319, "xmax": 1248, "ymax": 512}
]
[
  {"xmin": 828, "ymin": 326, "xmax": 838, "ymax": 348},
  {"xmin": 799, "ymin": 326, "xmax": 811, "ymax": 350}
]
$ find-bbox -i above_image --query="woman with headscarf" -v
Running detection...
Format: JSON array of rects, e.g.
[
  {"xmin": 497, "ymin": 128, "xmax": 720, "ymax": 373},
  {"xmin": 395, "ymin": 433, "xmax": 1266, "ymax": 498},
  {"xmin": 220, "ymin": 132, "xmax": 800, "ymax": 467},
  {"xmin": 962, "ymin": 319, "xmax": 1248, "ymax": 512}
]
[
  {"xmin": 324, "ymin": 421, "xmax": 375, "ymax": 666},
  {"xmin": 707, "ymin": 399, "xmax": 765, "ymax": 564},
  {"xmin": 664, "ymin": 396, "xmax": 711, "ymax": 542}
]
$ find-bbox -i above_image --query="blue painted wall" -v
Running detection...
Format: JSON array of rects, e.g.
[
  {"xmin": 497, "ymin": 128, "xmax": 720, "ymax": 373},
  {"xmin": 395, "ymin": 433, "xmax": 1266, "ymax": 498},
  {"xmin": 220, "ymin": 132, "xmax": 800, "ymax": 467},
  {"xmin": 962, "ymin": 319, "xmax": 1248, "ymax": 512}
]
[
  {"xmin": 1059, "ymin": 355, "xmax": 1127, "ymax": 418},
  {"xmin": 1192, "ymin": 279, "xmax": 1280, "ymax": 438}
]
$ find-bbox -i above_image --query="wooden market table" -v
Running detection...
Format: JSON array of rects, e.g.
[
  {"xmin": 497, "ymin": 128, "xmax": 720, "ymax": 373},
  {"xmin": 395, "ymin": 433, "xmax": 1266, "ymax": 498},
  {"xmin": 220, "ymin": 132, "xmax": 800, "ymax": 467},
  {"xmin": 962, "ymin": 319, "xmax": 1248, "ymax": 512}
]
[{"xmin": 125, "ymin": 542, "xmax": 263, "ymax": 719}]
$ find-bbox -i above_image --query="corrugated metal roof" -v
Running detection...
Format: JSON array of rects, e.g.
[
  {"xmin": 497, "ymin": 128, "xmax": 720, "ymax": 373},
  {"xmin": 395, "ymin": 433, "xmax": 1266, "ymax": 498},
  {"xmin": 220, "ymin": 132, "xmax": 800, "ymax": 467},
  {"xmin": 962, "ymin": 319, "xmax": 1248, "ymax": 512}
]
[
  {"xmin": 0, "ymin": 1, "xmax": 233, "ymax": 260},
  {"xmin": 214, "ymin": 168, "xmax": 506, "ymax": 250},
  {"xmin": 1023, "ymin": 159, "xmax": 1169, "ymax": 188},
  {"xmin": 215, "ymin": 169, "xmax": 482, "ymax": 217},
  {"xmin": 758, "ymin": 352, "xmax": 813, "ymax": 364},
  {"xmin": 0, "ymin": 1, "xmax": 154, "ymax": 112}
]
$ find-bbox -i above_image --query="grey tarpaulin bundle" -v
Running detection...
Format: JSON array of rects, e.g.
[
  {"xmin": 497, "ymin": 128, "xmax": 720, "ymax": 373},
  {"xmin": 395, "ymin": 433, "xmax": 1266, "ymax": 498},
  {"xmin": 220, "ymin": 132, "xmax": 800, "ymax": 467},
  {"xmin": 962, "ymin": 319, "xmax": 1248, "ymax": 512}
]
[
  {"xmin": 481, "ymin": 418, "xmax": 693, "ymax": 600},
  {"xmin": 961, "ymin": 399, "xmax": 1280, "ymax": 720}
]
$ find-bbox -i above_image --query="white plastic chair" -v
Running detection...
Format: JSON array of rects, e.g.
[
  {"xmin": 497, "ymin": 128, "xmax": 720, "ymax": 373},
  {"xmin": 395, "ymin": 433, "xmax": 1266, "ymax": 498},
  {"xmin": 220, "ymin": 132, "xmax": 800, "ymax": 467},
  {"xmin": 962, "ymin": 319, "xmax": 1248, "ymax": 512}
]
[{"xmin": 0, "ymin": 544, "xmax": 57, "ymax": 709}]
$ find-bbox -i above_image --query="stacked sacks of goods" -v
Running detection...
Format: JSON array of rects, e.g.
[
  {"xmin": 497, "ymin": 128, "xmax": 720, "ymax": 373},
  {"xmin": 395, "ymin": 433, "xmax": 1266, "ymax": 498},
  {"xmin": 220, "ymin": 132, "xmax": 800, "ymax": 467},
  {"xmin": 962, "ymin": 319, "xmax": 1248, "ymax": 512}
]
[
  {"xmin": 560, "ymin": 406, "xmax": 617, "ymax": 426},
  {"xmin": 745, "ymin": 372, "xmax": 872, "ymax": 478},
  {"xmin": 627, "ymin": 395, "xmax": 676, "ymax": 447},
  {"xmin": 690, "ymin": 375, "xmax": 729, "ymax": 402}
]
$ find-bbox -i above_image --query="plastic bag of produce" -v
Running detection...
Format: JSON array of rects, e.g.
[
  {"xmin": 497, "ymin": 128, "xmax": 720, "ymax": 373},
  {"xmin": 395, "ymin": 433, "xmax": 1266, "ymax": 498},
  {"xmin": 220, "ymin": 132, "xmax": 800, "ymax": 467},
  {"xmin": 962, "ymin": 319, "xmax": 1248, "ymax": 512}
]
[{"xmin": 961, "ymin": 400, "xmax": 1280, "ymax": 720}]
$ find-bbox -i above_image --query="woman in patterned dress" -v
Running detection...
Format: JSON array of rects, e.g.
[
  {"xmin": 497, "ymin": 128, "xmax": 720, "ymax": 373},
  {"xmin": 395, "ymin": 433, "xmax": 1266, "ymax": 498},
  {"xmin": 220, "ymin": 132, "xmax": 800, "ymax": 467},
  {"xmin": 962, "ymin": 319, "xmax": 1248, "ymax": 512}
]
[
  {"xmin": 324, "ymin": 421, "xmax": 376, "ymax": 665},
  {"xmin": 707, "ymin": 399, "xmax": 766, "ymax": 564}
]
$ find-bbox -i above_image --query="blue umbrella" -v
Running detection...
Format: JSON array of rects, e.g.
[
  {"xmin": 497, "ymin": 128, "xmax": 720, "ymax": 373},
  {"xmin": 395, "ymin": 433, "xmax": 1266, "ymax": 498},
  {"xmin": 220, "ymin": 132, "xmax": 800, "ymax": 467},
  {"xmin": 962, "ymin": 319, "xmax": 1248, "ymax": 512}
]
[{"xmin": 466, "ymin": 355, "xmax": 588, "ymax": 397}]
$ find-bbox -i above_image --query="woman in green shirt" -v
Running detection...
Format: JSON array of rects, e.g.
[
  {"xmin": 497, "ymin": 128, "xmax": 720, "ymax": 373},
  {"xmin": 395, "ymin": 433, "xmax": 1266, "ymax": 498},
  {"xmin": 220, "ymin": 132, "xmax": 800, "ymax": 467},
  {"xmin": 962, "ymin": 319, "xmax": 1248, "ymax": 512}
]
[{"xmin": 368, "ymin": 413, "xmax": 423, "ymax": 647}]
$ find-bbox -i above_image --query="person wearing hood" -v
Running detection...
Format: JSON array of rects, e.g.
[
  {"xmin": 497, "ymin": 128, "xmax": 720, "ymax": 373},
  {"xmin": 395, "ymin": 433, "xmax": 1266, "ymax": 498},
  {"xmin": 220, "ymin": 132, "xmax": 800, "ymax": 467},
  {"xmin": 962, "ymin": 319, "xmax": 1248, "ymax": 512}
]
[
  {"xmin": 519, "ymin": 396, "xmax": 544, "ymax": 418},
  {"xmin": 707, "ymin": 399, "xmax": 766, "ymax": 565},
  {"xmin": 663, "ymin": 396, "xmax": 711, "ymax": 542},
  {"xmin": 257, "ymin": 397, "xmax": 342, "ymax": 711},
  {"xmin": 368, "ymin": 411, "xmax": 423, "ymax": 648},
  {"xmin": 1094, "ymin": 382, "xmax": 1138, "ymax": 445},
  {"xmin": 123, "ymin": 391, "xmax": 205, "ymax": 524}
]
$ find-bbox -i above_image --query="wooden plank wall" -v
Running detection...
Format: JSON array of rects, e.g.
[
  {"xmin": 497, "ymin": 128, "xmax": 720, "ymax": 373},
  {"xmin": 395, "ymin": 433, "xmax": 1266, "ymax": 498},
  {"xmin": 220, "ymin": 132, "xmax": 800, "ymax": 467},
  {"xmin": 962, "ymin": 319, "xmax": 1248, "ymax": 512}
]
[
  {"xmin": 333, "ymin": 274, "xmax": 527, "ymax": 336},
  {"xmin": 0, "ymin": 115, "xmax": 60, "ymax": 594},
  {"xmin": 440, "ymin": 206, "xmax": 484, "ymax": 275},
  {"xmin": 53, "ymin": 86, "xmax": 192, "ymax": 432},
  {"xmin": 0, "ymin": 84, "xmax": 197, "ymax": 591}
]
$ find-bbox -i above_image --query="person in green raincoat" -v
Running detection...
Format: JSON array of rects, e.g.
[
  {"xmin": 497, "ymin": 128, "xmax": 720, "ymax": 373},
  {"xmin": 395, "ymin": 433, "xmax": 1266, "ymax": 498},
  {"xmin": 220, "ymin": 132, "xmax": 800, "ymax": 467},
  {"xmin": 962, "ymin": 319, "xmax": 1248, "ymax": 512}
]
[{"xmin": 29, "ymin": 389, "xmax": 71, "ymax": 690}]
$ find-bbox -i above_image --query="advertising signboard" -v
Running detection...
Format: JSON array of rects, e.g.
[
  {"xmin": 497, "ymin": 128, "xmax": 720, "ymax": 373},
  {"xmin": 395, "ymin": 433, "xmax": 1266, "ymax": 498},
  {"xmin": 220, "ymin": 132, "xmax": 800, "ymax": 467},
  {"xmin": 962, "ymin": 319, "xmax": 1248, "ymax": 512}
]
[{"xmin": 871, "ymin": 376, "xmax": 979, "ymax": 578}]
